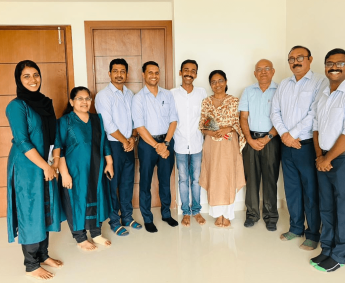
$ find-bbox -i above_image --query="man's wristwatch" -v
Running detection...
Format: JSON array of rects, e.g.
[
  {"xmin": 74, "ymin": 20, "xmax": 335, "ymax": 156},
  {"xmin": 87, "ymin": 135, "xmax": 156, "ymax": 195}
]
[
  {"xmin": 268, "ymin": 133, "xmax": 273, "ymax": 139},
  {"xmin": 131, "ymin": 135, "xmax": 138, "ymax": 142},
  {"xmin": 163, "ymin": 141, "xmax": 170, "ymax": 147}
]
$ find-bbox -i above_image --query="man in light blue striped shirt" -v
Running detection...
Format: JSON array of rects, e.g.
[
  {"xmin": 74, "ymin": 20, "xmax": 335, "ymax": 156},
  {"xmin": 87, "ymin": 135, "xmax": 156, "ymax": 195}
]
[
  {"xmin": 271, "ymin": 46, "xmax": 328, "ymax": 250},
  {"xmin": 95, "ymin": 58, "xmax": 141, "ymax": 236},
  {"xmin": 311, "ymin": 48, "xmax": 345, "ymax": 272},
  {"xmin": 132, "ymin": 61, "xmax": 178, "ymax": 233}
]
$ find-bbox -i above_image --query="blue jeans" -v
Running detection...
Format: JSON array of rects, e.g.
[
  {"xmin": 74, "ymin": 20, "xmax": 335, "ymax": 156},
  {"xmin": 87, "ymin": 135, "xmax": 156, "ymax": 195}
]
[{"xmin": 176, "ymin": 152, "xmax": 202, "ymax": 216}]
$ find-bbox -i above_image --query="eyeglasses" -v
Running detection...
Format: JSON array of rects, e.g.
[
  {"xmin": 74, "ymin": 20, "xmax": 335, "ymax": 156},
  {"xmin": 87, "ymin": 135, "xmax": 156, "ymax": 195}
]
[
  {"xmin": 288, "ymin": 56, "xmax": 310, "ymax": 64},
  {"xmin": 210, "ymin": 79, "xmax": 225, "ymax": 85},
  {"xmin": 256, "ymin": 67, "xmax": 272, "ymax": 73},
  {"xmin": 325, "ymin": 61, "xmax": 345, "ymax": 68},
  {"xmin": 74, "ymin": 97, "xmax": 92, "ymax": 102}
]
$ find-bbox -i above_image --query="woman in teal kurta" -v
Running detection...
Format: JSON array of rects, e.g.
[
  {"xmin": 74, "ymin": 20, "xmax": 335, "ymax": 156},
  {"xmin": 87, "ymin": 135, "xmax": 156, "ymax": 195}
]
[
  {"xmin": 6, "ymin": 60, "xmax": 64, "ymax": 280},
  {"xmin": 55, "ymin": 86, "xmax": 114, "ymax": 251}
]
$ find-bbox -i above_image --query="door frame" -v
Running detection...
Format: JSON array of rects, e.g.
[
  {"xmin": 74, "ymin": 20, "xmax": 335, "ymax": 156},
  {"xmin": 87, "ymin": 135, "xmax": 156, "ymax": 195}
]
[
  {"xmin": 0, "ymin": 25, "xmax": 75, "ymax": 95},
  {"xmin": 84, "ymin": 20, "xmax": 173, "ymax": 96}
]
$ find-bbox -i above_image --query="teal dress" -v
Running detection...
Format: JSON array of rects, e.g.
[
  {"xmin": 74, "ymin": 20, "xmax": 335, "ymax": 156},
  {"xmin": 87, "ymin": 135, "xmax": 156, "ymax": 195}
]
[
  {"xmin": 6, "ymin": 99, "xmax": 64, "ymax": 245},
  {"xmin": 55, "ymin": 112, "xmax": 112, "ymax": 232}
]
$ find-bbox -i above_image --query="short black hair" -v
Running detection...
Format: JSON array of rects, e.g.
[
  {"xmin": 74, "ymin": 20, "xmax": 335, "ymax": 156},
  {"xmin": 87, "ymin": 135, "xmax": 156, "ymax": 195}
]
[
  {"xmin": 142, "ymin": 61, "xmax": 159, "ymax": 73},
  {"xmin": 209, "ymin": 70, "xmax": 228, "ymax": 93},
  {"xmin": 180, "ymin": 59, "xmax": 198, "ymax": 73},
  {"xmin": 289, "ymin": 45, "xmax": 311, "ymax": 57},
  {"xmin": 324, "ymin": 48, "xmax": 345, "ymax": 64},
  {"xmin": 109, "ymin": 58, "xmax": 128, "ymax": 72}
]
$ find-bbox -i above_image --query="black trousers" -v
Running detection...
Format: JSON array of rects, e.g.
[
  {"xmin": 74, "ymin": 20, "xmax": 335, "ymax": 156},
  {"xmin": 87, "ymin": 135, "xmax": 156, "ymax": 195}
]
[
  {"xmin": 22, "ymin": 233, "xmax": 49, "ymax": 272},
  {"xmin": 243, "ymin": 136, "xmax": 281, "ymax": 223}
]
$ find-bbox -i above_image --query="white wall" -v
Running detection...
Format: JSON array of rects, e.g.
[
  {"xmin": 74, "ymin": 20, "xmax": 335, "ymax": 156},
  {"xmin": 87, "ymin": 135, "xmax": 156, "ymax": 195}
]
[
  {"xmin": 0, "ymin": 1, "xmax": 173, "ymax": 86},
  {"xmin": 286, "ymin": 0, "xmax": 345, "ymax": 77}
]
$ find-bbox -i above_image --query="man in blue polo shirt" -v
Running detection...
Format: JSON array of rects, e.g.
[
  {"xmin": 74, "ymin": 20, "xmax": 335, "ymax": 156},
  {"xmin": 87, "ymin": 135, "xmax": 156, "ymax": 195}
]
[
  {"xmin": 239, "ymin": 59, "xmax": 280, "ymax": 232},
  {"xmin": 271, "ymin": 46, "xmax": 328, "ymax": 250},
  {"xmin": 95, "ymin": 58, "xmax": 142, "ymax": 237},
  {"xmin": 132, "ymin": 61, "xmax": 178, "ymax": 233},
  {"xmin": 310, "ymin": 48, "xmax": 345, "ymax": 272}
]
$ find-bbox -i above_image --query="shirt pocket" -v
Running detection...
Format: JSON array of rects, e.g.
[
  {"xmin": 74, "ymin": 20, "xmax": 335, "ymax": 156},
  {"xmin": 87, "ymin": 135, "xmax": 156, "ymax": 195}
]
[
  {"xmin": 329, "ymin": 107, "xmax": 344, "ymax": 131},
  {"xmin": 160, "ymin": 102, "xmax": 170, "ymax": 117},
  {"xmin": 298, "ymin": 91, "xmax": 313, "ymax": 109},
  {"xmin": 265, "ymin": 99, "xmax": 272, "ymax": 116},
  {"xmin": 193, "ymin": 105, "xmax": 201, "ymax": 118}
]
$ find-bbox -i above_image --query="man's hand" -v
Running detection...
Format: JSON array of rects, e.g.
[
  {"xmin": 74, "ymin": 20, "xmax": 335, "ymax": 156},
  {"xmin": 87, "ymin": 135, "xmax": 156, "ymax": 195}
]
[
  {"xmin": 126, "ymin": 137, "xmax": 136, "ymax": 152},
  {"xmin": 248, "ymin": 138, "xmax": 265, "ymax": 151},
  {"xmin": 281, "ymin": 132, "xmax": 301, "ymax": 149},
  {"xmin": 159, "ymin": 149, "xmax": 170, "ymax": 159},
  {"xmin": 316, "ymin": 155, "xmax": 333, "ymax": 172},
  {"xmin": 256, "ymin": 136, "xmax": 270, "ymax": 147},
  {"xmin": 155, "ymin": 143, "xmax": 167, "ymax": 155}
]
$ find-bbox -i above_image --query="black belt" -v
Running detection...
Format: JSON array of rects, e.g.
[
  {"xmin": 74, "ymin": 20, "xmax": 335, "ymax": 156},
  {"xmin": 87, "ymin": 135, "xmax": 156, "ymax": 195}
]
[
  {"xmin": 300, "ymin": 138, "xmax": 313, "ymax": 145},
  {"xmin": 322, "ymin": 150, "xmax": 345, "ymax": 156},
  {"xmin": 250, "ymin": 131, "xmax": 268, "ymax": 139},
  {"xmin": 152, "ymin": 134, "xmax": 167, "ymax": 141}
]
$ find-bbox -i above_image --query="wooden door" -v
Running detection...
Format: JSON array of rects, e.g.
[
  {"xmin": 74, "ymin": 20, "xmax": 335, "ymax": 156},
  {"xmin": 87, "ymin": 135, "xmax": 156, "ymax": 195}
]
[
  {"xmin": 84, "ymin": 21, "xmax": 175, "ymax": 209},
  {"xmin": 0, "ymin": 26, "xmax": 74, "ymax": 217}
]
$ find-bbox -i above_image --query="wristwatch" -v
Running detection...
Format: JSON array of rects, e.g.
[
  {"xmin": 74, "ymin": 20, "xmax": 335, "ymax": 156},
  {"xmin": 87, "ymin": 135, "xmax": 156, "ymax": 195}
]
[
  {"xmin": 268, "ymin": 133, "xmax": 273, "ymax": 139},
  {"xmin": 163, "ymin": 141, "xmax": 170, "ymax": 147},
  {"xmin": 131, "ymin": 135, "xmax": 138, "ymax": 142}
]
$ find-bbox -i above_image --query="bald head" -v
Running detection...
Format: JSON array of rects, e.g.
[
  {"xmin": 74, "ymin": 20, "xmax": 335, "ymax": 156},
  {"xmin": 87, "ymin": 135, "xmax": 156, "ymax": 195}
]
[{"xmin": 254, "ymin": 59, "xmax": 275, "ymax": 86}]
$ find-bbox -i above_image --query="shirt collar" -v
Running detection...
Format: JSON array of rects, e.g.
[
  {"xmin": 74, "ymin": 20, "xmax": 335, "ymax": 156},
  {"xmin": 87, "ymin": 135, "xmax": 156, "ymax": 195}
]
[
  {"xmin": 323, "ymin": 79, "xmax": 345, "ymax": 96},
  {"xmin": 253, "ymin": 81, "xmax": 278, "ymax": 90},
  {"xmin": 108, "ymin": 82, "xmax": 128, "ymax": 94},
  {"xmin": 144, "ymin": 85, "xmax": 161, "ymax": 96},
  {"xmin": 290, "ymin": 69, "xmax": 313, "ymax": 82},
  {"xmin": 179, "ymin": 85, "xmax": 194, "ymax": 95}
]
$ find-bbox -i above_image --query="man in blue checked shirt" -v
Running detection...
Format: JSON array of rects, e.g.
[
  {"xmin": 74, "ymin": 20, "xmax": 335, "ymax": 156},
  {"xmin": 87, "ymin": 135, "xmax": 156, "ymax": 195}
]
[
  {"xmin": 310, "ymin": 48, "xmax": 345, "ymax": 272},
  {"xmin": 95, "ymin": 58, "xmax": 142, "ymax": 237},
  {"xmin": 239, "ymin": 59, "xmax": 280, "ymax": 232},
  {"xmin": 271, "ymin": 46, "xmax": 328, "ymax": 250},
  {"xmin": 132, "ymin": 61, "xmax": 178, "ymax": 233}
]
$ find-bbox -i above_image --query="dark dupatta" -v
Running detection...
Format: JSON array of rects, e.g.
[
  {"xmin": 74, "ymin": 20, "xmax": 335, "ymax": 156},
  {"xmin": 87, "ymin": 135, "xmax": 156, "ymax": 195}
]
[{"xmin": 14, "ymin": 60, "xmax": 56, "ymax": 226}]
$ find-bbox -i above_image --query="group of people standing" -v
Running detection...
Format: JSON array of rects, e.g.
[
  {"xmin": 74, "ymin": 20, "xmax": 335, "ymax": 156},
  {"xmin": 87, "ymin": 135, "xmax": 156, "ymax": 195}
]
[{"xmin": 5, "ymin": 45, "xmax": 345, "ymax": 280}]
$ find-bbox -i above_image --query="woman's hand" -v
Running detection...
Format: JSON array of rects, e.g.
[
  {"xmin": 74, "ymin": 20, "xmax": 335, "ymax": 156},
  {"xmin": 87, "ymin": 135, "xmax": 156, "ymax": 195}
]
[
  {"xmin": 61, "ymin": 173, "xmax": 73, "ymax": 189},
  {"xmin": 214, "ymin": 126, "xmax": 233, "ymax": 138},
  {"xmin": 104, "ymin": 162, "xmax": 114, "ymax": 180},
  {"xmin": 43, "ymin": 165, "xmax": 57, "ymax": 182}
]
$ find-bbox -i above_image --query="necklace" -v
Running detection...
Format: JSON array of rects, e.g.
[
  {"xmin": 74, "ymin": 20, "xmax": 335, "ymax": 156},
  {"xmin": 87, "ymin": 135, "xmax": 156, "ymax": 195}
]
[{"xmin": 212, "ymin": 95, "xmax": 227, "ymax": 101}]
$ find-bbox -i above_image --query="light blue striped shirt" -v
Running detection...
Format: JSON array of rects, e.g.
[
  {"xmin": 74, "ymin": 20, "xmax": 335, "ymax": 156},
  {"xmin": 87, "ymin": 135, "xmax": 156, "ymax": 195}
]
[
  {"xmin": 238, "ymin": 81, "xmax": 278, "ymax": 132},
  {"xmin": 95, "ymin": 83, "xmax": 133, "ymax": 141},
  {"xmin": 313, "ymin": 80, "xmax": 345, "ymax": 151},
  {"xmin": 271, "ymin": 70, "xmax": 328, "ymax": 140},
  {"xmin": 132, "ymin": 86, "xmax": 178, "ymax": 135}
]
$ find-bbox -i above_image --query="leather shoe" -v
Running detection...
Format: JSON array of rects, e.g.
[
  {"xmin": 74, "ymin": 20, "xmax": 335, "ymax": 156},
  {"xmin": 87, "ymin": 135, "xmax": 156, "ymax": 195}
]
[
  {"xmin": 266, "ymin": 222, "xmax": 277, "ymax": 231},
  {"xmin": 244, "ymin": 219, "xmax": 257, "ymax": 227}
]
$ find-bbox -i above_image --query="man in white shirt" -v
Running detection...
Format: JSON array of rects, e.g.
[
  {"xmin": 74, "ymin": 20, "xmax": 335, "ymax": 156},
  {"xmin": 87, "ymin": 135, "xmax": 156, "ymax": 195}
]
[
  {"xmin": 311, "ymin": 48, "xmax": 345, "ymax": 272},
  {"xmin": 171, "ymin": 60, "xmax": 207, "ymax": 227},
  {"xmin": 271, "ymin": 46, "xmax": 327, "ymax": 250}
]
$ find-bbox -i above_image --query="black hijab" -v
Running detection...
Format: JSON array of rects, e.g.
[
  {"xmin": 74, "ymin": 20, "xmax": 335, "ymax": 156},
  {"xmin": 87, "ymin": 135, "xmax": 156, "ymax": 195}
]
[{"xmin": 14, "ymin": 60, "xmax": 56, "ymax": 161}]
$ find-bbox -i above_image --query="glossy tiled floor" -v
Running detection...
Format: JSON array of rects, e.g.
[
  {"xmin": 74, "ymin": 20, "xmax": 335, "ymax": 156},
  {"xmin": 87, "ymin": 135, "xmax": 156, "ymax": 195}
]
[{"xmin": 0, "ymin": 208, "xmax": 343, "ymax": 282}]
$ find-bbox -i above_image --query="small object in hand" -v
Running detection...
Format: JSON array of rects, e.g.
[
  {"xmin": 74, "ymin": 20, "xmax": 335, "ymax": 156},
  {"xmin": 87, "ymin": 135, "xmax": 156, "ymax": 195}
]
[{"xmin": 106, "ymin": 171, "xmax": 112, "ymax": 180}]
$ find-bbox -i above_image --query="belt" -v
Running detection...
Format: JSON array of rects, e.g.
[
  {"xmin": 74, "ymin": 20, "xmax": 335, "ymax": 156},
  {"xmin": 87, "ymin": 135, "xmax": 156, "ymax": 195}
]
[
  {"xmin": 152, "ymin": 134, "xmax": 167, "ymax": 141},
  {"xmin": 300, "ymin": 138, "xmax": 313, "ymax": 145},
  {"xmin": 250, "ymin": 131, "xmax": 268, "ymax": 139},
  {"xmin": 322, "ymin": 150, "xmax": 345, "ymax": 156}
]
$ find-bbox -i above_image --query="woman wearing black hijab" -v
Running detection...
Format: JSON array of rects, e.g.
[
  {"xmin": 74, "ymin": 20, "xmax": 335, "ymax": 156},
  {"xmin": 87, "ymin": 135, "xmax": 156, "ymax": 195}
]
[{"xmin": 6, "ymin": 60, "xmax": 64, "ymax": 280}]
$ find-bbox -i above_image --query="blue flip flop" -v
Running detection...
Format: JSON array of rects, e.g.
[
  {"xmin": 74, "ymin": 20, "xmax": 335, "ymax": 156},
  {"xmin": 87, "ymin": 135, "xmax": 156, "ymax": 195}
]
[
  {"xmin": 113, "ymin": 225, "xmax": 129, "ymax": 236},
  {"xmin": 123, "ymin": 220, "xmax": 142, "ymax": 230}
]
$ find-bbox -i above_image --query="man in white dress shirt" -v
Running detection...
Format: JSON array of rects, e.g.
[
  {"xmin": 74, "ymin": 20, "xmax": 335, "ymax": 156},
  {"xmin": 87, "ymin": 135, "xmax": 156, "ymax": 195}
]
[
  {"xmin": 171, "ymin": 60, "xmax": 207, "ymax": 227},
  {"xmin": 310, "ymin": 48, "xmax": 345, "ymax": 272},
  {"xmin": 271, "ymin": 46, "xmax": 328, "ymax": 250}
]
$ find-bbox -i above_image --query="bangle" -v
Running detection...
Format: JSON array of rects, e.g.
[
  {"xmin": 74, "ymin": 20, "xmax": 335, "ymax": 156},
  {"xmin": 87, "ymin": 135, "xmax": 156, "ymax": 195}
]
[{"xmin": 52, "ymin": 156, "xmax": 60, "ymax": 160}]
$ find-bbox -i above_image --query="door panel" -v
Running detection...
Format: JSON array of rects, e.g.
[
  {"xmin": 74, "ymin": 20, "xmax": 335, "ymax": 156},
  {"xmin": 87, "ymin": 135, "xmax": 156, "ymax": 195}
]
[
  {"xmin": 93, "ymin": 29, "xmax": 141, "ymax": 56},
  {"xmin": 141, "ymin": 29, "xmax": 166, "ymax": 88},
  {"xmin": 0, "ymin": 65, "xmax": 16, "ymax": 95},
  {"xmin": 0, "ymin": 128, "xmax": 12, "ymax": 157},
  {"xmin": 0, "ymin": 30, "xmax": 66, "ymax": 63},
  {"xmin": 0, "ymin": 96, "xmax": 16, "ymax": 126},
  {"xmin": 0, "ymin": 158, "xmax": 7, "ymax": 187},
  {"xmin": 0, "ymin": 187, "xmax": 6, "ymax": 216}
]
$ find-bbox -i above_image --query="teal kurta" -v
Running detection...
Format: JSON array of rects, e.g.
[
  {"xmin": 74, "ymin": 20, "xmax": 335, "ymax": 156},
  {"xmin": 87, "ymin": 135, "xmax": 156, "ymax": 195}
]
[
  {"xmin": 6, "ymin": 98, "xmax": 64, "ymax": 245},
  {"xmin": 55, "ymin": 112, "xmax": 112, "ymax": 231}
]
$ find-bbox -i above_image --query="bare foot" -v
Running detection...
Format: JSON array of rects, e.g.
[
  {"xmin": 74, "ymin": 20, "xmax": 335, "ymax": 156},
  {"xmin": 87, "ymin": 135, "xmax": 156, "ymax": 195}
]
[
  {"xmin": 215, "ymin": 216, "xmax": 223, "ymax": 227},
  {"xmin": 181, "ymin": 215, "xmax": 191, "ymax": 227},
  {"xmin": 41, "ymin": 257, "xmax": 63, "ymax": 268},
  {"xmin": 93, "ymin": 235, "xmax": 111, "ymax": 247},
  {"xmin": 77, "ymin": 240, "xmax": 97, "ymax": 251},
  {"xmin": 223, "ymin": 217, "xmax": 231, "ymax": 227},
  {"xmin": 193, "ymin": 213, "xmax": 206, "ymax": 225},
  {"xmin": 26, "ymin": 267, "xmax": 54, "ymax": 280}
]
